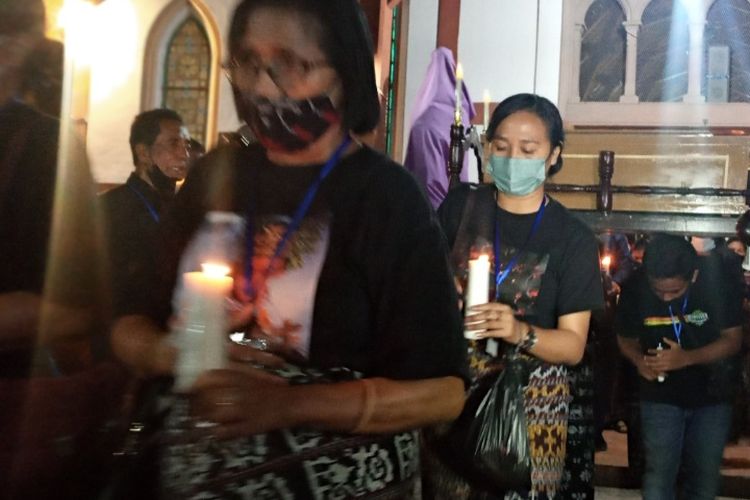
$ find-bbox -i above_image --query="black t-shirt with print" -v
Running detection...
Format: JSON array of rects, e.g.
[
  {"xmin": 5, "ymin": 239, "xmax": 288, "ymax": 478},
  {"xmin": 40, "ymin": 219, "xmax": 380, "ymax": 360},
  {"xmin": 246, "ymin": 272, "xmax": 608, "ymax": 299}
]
[
  {"xmin": 438, "ymin": 184, "xmax": 604, "ymax": 331},
  {"xmin": 614, "ymin": 256, "xmax": 743, "ymax": 407},
  {"xmin": 121, "ymin": 143, "xmax": 468, "ymax": 383}
]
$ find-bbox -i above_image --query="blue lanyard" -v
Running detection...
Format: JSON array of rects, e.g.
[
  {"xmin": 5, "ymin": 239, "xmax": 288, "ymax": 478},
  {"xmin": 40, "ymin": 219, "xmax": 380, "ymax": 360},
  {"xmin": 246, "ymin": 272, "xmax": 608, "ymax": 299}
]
[
  {"xmin": 668, "ymin": 292, "xmax": 689, "ymax": 346},
  {"xmin": 128, "ymin": 183, "xmax": 160, "ymax": 223},
  {"xmin": 493, "ymin": 196, "xmax": 546, "ymax": 301},
  {"xmin": 244, "ymin": 136, "xmax": 352, "ymax": 298}
]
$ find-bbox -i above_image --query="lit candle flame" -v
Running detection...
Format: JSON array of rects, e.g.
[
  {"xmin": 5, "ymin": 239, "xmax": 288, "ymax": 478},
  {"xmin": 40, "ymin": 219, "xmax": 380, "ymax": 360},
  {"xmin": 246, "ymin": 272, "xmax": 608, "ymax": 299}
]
[
  {"xmin": 474, "ymin": 254, "xmax": 490, "ymax": 263},
  {"xmin": 601, "ymin": 255, "xmax": 612, "ymax": 271},
  {"xmin": 201, "ymin": 262, "xmax": 231, "ymax": 278},
  {"xmin": 456, "ymin": 62, "xmax": 464, "ymax": 80}
]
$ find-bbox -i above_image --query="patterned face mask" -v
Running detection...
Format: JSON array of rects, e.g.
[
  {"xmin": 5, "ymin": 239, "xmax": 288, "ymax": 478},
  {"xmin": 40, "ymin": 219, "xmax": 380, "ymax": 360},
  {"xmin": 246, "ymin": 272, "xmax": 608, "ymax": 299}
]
[{"xmin": 241, "ymin": 93, "xmax": 341, "ymax": 153}]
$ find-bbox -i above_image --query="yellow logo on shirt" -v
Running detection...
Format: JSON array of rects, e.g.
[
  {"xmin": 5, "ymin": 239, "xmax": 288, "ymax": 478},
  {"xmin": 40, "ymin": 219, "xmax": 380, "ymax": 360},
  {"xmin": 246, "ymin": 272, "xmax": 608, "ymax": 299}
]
[{"xmin": 643, "ymin": 309, "xmax": 709, "ymax": 327}]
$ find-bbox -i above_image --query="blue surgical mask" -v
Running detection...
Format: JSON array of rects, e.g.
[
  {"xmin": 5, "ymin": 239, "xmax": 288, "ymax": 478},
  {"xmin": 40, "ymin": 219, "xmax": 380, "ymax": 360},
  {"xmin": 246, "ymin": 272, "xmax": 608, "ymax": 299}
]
[{"xmin": 486, "ymin": 156, "xmax": 546, "ymax": 196}]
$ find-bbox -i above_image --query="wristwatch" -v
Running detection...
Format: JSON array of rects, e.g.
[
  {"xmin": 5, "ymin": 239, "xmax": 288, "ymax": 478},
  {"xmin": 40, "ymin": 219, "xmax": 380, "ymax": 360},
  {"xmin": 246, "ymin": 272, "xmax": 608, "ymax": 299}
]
[{"xmin": 518, "ymin": 324, "xmax": 538, "ymax": 352}]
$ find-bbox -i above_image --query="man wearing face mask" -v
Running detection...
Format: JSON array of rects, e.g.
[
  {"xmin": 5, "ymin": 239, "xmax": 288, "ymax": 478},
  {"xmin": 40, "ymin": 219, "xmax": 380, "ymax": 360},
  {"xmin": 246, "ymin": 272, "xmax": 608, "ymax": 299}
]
[
  {"xmin": 616, "ymin": 233, "xmax": 742, "ymax": 500},
  {"xmin": 100, "ymin": 108, "xmax": 189, "ymax": 314}
]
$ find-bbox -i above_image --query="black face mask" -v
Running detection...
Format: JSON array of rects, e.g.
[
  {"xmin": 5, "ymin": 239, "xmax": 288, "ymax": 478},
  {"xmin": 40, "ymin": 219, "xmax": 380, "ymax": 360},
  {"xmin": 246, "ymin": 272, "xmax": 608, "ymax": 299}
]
[
  {"xmin": 238, "ymin": 93, "xmax": 341, "ymax": 153},
  {"xmin": 147, "ymin": 165, "xmax": 177, "ymax": 200}
]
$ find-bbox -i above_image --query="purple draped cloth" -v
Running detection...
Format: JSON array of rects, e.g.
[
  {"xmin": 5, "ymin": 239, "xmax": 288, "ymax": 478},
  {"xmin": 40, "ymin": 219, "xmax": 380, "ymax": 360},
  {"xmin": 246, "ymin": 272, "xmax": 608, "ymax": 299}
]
[{"xmin": 404, "ymin": 47, "xmax": 475, "ymax": 209}]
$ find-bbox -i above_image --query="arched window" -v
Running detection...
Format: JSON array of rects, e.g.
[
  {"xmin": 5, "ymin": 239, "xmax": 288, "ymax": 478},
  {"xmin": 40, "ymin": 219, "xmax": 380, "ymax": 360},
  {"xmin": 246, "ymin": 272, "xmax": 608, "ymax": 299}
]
[
  {"xmin": 580, "ymin": 0, "xmax": 627, "ymax": 102},
  {"xmin": 704, "ymin": 0, "xmax": 750, "ymax": 102},
  {"xmin": 162, "ymin": 17, "xmax": 211, "ymax": 143},
  {"xmin": 636, "ymin": 0, "xmax": 690, "ymax": 102}
]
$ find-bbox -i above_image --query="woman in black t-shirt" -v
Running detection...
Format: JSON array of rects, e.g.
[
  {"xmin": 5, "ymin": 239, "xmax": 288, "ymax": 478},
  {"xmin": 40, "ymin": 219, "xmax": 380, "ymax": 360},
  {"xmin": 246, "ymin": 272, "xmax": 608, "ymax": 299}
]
[
  {"xmin": 109, "ymin": 1, "xmax": 466, "ymax": 497},
  {"xmin": 427, "ymin": 94, "xmax": 603, "ymax": 499}
]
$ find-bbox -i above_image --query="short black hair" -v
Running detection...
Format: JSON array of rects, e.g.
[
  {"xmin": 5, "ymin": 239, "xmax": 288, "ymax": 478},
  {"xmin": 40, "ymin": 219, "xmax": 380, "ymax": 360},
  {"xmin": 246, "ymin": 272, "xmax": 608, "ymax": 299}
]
[
  {"xmin": 227, "ymin": 0, "xmax": 380, "ymax": 134},
  {"xmin": 643, "ymin": 233, "xmax": 698, "ymax": 281},
  {"xmin": 486, "ymin": 93, "xmax": 565, "ymax": 176},
  {"xmin": 129, "ymin": 108, "xmax": 183, "ymax": 165}
]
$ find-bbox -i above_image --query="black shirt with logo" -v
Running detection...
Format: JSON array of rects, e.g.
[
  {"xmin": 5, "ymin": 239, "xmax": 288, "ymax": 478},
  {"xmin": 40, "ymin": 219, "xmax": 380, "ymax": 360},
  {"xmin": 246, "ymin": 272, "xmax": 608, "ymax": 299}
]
[{"xmin": 615, "ymin": 256, "xmax": 743, "ymax": 406}]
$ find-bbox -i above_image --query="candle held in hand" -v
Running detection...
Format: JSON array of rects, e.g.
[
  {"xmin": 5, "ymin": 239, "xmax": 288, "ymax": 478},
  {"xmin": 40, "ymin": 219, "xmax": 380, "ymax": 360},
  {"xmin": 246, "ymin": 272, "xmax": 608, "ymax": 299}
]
[
  {"xmin": 465, "ymin": 254, "xmax": 490, "ymax": 339},
  {"xmin": 174, "ymin": 262, "xmax": 233, "ymax": 391}
]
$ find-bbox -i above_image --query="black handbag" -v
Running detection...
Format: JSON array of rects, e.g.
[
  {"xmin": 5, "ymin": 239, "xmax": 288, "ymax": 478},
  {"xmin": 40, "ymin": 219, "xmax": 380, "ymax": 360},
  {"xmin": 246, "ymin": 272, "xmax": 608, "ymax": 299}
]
[{"xmin": 437, "ymin": 352, "xmax": 531, "ymax": 494}]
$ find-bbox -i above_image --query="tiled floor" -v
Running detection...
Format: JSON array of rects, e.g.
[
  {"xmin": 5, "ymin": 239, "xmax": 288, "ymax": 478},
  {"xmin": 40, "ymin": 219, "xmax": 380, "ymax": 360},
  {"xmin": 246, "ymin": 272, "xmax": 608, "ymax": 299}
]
[
  {"xmin": 595, "ymin": 487, "xmax": 741, "ymax": 499},
  {"xmin": 594, "ymin": 487, "xmax": 644, "ymax": 499},
  {"xmin": 594, "ymin": 430, "xmax": 750, "ymax": 499}
]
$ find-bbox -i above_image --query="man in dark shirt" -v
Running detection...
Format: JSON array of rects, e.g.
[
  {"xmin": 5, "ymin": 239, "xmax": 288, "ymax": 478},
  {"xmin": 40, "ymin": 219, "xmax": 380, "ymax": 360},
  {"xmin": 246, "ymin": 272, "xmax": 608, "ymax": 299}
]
[
  {"xmin": 100, "ymin": 109, "xmax": 189, "ymax": 312},
  {"xmin": 615, "ymin": 233, "xmax": 742, "ymax": 500}
]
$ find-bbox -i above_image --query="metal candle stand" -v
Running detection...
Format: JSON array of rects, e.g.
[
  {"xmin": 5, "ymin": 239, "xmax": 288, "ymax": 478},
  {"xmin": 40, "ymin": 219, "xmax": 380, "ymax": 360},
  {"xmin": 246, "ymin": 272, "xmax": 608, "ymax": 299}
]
[{"xmin": 447, "ymin": 122, "xmax": 484, "ymax": 189}]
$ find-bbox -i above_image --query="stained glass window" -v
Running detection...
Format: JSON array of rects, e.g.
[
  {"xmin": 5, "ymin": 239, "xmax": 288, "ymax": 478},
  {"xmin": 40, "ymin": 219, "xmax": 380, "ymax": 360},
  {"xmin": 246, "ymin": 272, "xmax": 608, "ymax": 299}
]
[{"xmin": 163, "ymin": 17, "xmax": 211, "ymax": 143}]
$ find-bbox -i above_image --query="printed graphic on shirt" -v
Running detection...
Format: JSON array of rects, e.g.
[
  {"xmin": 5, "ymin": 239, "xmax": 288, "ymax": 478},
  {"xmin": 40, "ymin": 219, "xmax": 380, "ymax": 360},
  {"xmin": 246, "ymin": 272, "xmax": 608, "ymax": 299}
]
[
  {"xmin": 494, "ymin": 246, "xmax": 550, "ymax": 317},
  {"xmin": 238, "ymin": 214, "xmax": 330, "ymax": 358},
  {"xmin": 643, "ymin": 309, "xmax": 709, "ymax": 328}
]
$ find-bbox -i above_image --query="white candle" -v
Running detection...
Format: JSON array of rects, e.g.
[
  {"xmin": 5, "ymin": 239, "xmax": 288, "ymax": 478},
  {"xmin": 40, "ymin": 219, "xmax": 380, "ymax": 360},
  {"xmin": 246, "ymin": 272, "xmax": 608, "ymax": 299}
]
[
  {"xmin": 174, "ymin": 262, "xmax": 233, "ymax": 391},
  {"xmin": 483, "ymin": 89, "xmax": 491, "ymax": 131},
  {"xmin": 465, "ymin": 254, "xmax": 490, "ymax": 339},
  {"xmin": 454, "ymin": 62, "xmax": 464, "ymax": 125}
]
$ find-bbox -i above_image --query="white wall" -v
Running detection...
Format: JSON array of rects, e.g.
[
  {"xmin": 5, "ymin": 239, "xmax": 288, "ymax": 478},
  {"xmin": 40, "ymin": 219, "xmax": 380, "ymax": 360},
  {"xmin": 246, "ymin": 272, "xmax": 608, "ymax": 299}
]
[
  {"xmin": 400, "ymin": 0, "xmax": 439, "ymax": 161},
  {"xmin": 457, "ymin": 0, "xmax": 562, "ymax": 107},
  {"xmin": 86, "ymin": 0, "xmax": 166, "ymax": 183},
  {"xmin": 86, "ymin": 0, "xmax": 241, "ymax": 183},
  {"xmin": 202, "ymin": 0, "xmax": 243, "ymax": 136}
]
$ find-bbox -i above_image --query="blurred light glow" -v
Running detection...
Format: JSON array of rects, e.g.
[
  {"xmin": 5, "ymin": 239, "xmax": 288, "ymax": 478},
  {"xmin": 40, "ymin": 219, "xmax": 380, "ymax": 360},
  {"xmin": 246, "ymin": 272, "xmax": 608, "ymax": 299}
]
[
  {"xmin": 201, "ymin": 263, "xmax": 231, "ymax": 278},
  {"xmin": 58, "ymin": 0, "xmax": 98, "ymax": 66},
  {"xmin": 58, "ymin": 0, "xmax": 138, "ymax": 102},
  {"xmin": 89, "ymin": 0, "xmax": 139, "ymax": 103}
]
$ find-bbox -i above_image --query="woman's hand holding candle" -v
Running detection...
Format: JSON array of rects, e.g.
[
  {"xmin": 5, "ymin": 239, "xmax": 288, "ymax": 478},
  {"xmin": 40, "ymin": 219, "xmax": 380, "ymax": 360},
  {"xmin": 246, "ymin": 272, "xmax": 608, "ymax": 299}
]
[{"xmin": 464, "ymin": 302, "xmax": 527, "ymax": 344}]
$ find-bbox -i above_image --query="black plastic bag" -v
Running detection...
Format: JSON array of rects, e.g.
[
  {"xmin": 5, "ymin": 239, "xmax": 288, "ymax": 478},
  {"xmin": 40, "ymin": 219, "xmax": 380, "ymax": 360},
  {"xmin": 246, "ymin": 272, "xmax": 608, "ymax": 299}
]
[{"xmin": 438, "ymin": 354, "xmax": 531, "ymax": 493}]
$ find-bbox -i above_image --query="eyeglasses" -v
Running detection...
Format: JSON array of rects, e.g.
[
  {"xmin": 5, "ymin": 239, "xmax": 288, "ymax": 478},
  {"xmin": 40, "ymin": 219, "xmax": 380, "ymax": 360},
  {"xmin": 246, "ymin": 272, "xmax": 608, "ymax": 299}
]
[{"xmin": 223, "ymin": 51, "xmax": 330, "ymax": 92}]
